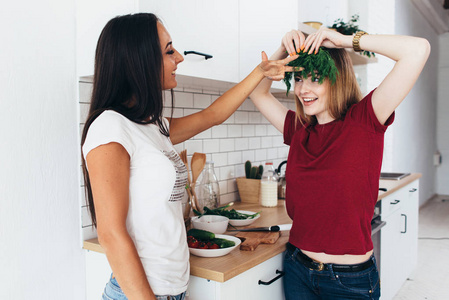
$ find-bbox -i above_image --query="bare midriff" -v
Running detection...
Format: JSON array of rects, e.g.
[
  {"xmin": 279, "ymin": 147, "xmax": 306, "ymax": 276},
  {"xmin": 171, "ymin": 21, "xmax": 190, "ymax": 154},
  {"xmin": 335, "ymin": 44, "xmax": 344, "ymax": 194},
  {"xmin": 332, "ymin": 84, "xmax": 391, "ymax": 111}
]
[{"xmin": 302, "ymin": 249, "xmax": 374, "ymax": 265}]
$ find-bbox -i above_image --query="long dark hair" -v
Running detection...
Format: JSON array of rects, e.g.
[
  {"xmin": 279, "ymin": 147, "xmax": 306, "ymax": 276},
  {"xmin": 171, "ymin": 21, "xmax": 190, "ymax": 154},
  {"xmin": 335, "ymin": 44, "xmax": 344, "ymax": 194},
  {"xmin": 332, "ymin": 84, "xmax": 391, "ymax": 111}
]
[{"xmin": 81, "ymin": 13, "xmax": 174, "ymax": 227}]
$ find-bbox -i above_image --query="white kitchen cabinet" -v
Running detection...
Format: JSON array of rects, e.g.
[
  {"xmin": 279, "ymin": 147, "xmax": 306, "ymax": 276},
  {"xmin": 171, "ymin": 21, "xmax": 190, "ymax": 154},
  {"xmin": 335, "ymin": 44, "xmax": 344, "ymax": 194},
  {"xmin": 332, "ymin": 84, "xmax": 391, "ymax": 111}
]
[
  {"xmin": 85, "ymin": 250, "xmax": 112, "ymax": 299},
  {"xmin": 380, "ymin": 180, "xmax": 419, "ymax": 300},
  {"xmin": 84, "ymin": 251, "xmax": 285, "ymax": 300},
  {"xmin": 139, "ymin": 0, "xmax": 239, "ymax": 83},
  {"xmin": 239, "ymin": 0, "xmax": 298, "ymax": 90},
  {"xmin": 187, "ymin": 252, "xmax": 284, "ymax": 300}
]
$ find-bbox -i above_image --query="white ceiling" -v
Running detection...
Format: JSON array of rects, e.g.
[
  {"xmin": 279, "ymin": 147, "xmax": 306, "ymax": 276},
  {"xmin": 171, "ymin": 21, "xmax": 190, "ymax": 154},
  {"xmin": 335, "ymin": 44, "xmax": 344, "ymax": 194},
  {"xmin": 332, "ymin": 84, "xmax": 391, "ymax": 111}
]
[{"xmin": 410, "ymin": 0, "xmax": 449, "ymax": 34}]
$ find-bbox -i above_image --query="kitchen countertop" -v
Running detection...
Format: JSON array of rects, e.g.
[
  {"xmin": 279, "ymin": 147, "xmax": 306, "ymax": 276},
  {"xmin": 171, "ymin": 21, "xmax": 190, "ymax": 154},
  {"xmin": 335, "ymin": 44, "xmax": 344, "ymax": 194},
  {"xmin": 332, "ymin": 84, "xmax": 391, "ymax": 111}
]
[{"xmin": 83, "ymin": 173, "xmax": 421, "ymax": 282}]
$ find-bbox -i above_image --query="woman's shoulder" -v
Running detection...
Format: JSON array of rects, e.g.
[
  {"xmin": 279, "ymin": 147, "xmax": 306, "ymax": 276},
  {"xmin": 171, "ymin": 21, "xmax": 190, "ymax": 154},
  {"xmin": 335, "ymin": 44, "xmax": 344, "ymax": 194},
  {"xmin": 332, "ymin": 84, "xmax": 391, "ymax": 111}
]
[{"xmin": 94, "ymin": 110, "xmax": 131, "ymax": 125}]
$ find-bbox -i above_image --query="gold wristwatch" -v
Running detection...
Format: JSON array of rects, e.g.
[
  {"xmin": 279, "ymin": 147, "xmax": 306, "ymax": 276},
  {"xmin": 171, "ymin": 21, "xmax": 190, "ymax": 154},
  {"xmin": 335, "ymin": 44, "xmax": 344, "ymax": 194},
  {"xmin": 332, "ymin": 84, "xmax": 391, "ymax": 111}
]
[{"xmin": 352, "ymin": 31, "xmax": 368, "ymax": 52}]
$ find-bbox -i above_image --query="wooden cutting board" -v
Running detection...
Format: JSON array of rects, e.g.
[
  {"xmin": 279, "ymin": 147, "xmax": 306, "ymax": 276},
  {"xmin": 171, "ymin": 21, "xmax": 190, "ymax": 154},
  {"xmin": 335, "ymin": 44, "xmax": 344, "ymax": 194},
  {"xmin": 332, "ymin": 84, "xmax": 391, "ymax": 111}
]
[{"xmin": 235, "ymin": 231, "xmax": 281, "ymax": 251}]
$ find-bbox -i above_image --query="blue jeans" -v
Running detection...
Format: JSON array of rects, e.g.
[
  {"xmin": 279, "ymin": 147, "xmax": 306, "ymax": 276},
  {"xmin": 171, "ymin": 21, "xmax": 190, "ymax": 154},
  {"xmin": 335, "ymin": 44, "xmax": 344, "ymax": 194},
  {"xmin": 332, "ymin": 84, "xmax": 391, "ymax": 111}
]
[
  {"xmin": 283, "ymin": 245, "xmax": 380, "ymax": 299},
  {"xmin": 102, "ymin": 274, "xmax": 186, "ymax": 300}
]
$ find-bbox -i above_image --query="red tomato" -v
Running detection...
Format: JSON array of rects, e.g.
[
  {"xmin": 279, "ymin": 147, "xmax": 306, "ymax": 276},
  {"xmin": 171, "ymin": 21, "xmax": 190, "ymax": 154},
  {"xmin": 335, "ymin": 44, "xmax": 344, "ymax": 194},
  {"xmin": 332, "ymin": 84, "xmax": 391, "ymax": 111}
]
[
  {"xmin": 209, "ymin": 243, "xmax": 220, "ymax": 249},
  {"xmin": 187, "ymin": 236, "xmax": 199, "ymax": 248},
  {"xmin": 198, "ymin": 241, "xmax": 208, "ymax": 249}
]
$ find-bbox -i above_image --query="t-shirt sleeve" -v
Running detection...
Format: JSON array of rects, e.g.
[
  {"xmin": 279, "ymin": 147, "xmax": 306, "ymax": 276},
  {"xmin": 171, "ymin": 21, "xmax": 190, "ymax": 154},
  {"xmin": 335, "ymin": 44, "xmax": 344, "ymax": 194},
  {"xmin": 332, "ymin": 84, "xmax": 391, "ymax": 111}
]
[
  {"xmin": 283, "ymin": 110, "xmax": 297, "ymax": 145},
  {"xmin": 82, "ymin": 111, "xmax": 135, "ymax": 160},
  {"xmin": 347, "ymin": 89, "xmax": 395, "ymax": 133}
]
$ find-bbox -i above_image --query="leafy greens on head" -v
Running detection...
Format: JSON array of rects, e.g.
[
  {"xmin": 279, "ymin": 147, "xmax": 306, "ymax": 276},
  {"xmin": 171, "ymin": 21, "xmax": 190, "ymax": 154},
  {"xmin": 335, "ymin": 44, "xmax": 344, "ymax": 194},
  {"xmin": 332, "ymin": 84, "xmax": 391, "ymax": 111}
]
[{"xmin": 283, "ymin": 48, "xmax": 339, "ymax": 96}]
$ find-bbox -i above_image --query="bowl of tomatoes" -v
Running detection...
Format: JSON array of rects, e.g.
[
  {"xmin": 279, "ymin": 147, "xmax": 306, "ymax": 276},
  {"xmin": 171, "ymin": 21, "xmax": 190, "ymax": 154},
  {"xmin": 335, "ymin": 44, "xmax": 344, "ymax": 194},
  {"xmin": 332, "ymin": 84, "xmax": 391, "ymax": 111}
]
[{"xmin": 187, "ymin": 229, "xmax": 241, "ymax": 258}]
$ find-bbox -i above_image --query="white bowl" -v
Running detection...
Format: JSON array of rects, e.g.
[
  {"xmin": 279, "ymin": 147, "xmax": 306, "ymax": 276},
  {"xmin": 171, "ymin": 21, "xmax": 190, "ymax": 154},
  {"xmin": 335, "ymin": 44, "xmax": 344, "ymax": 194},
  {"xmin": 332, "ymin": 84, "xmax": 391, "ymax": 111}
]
[
  {"xmin": 188, "ymin": 234, "xmax": 241, "ymax": 258},
  {"xmin": 228, "ymin": 210, "xmax": 260, "ymax": 227},
  {"xmin": 191, "ymin": 215, "xmax": 229, "ymax": 234}
]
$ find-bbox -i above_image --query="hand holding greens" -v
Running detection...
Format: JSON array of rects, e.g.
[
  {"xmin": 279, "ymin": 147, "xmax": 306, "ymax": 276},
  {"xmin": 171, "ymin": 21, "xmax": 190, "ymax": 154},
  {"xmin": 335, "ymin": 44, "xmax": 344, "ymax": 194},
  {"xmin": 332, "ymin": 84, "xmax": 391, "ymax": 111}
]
[{"xmin": 283, "ymin": 48, "xmax": 338, "ymax": 96}]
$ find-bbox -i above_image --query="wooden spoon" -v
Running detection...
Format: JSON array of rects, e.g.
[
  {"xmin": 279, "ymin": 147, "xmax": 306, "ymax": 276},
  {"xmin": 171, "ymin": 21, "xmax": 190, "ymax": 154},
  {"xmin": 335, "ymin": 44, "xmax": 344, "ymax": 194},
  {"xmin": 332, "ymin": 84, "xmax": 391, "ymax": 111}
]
[
  {"xmin": 179, "ymin": 150, "xmax": 195, "ymax": 216},
  {"xmin": 191, "ymin": 152, "xmax": 207, "ymax": 211}
]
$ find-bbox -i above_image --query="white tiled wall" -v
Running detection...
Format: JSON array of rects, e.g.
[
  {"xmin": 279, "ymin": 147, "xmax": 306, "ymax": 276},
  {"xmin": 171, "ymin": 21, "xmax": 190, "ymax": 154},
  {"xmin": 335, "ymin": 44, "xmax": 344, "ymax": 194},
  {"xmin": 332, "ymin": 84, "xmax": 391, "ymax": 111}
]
[{"xmin": 79, "ymin": 77, "xmax": 293, "ymax": 239}]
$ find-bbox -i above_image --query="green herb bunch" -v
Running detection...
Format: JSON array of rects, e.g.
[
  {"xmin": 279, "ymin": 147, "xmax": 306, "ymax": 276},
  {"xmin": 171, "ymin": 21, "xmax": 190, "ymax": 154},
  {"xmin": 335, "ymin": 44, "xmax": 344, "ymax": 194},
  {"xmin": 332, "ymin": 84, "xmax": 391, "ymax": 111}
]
[{"xmin": 283, "ymin": 48, "xmax": 339, "ymax": 96}]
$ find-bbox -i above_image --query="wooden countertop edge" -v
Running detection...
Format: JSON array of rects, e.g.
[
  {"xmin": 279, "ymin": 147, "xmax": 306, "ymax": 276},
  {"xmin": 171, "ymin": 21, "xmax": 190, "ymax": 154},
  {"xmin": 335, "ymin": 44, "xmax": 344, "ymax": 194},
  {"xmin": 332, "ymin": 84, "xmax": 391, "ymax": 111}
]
[
  {"xmin": 83, "ymin": 238, "xmax": 104, "ymax": 253},
  {"xmin": 190, "ymin": 235, "xmax": 289, "ymax": 282},
  {"xmin": 377, "ymin": 173, "xmax": 421, "ymax": 200}
]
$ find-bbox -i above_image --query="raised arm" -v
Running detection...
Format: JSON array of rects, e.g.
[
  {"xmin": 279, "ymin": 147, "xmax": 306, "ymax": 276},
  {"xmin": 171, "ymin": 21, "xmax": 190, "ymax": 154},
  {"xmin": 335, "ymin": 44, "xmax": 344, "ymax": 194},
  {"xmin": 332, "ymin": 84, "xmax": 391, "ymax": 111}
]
[
  {"xmin": 250, "ymin": 30, "xmax": 306, "ymax": 133},
  {"xmin": 304, "ymin": 28, "xmax": 431, "ymax": 125},
  {"xmin": 168, "ymin": 54, "xmax": 298, "ymax": 145},
  {"xmin": 86, "ymin": 143, "xmax": 157, "ymax": 300}
]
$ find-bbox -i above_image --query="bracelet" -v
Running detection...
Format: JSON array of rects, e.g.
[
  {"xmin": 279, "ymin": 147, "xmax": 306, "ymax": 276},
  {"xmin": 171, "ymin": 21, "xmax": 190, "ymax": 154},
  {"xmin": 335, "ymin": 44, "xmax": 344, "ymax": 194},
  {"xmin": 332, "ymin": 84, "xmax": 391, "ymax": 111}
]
[{"xmin": 352, "ymin": 31, "xmax": 368, "ymax": 52}]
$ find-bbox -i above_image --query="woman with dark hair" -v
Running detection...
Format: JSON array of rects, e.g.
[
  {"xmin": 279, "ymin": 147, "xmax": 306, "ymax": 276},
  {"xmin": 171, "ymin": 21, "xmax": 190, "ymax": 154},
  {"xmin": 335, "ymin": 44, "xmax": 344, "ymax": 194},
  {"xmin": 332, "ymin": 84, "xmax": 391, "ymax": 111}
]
[
  {"xmin": 81, "ymin": 13, "xmax": 297, "ymax": 300},
  {"xmin": 250, "ymin": 28, "xmax": 430, "ymax": 299}
]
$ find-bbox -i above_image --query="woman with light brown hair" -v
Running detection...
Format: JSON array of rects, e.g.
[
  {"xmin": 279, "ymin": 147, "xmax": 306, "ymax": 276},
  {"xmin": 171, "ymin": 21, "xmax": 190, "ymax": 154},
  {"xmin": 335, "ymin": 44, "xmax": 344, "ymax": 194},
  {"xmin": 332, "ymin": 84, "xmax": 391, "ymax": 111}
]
[{"xmin": 250, "ymin": 27, "xmax": 430, "ymax": 299}]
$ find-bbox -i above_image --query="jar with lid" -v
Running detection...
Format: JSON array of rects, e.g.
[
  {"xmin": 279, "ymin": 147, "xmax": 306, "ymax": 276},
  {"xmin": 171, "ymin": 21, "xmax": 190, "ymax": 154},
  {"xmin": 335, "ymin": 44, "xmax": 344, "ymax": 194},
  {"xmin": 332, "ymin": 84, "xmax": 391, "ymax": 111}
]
[
  {"xmin": 196, "ymin": 161, "xmax": 220, "ymax": 213},
  {"xmin": 260, "ymin": 161, "xmax": 278, "ymax": 207}
]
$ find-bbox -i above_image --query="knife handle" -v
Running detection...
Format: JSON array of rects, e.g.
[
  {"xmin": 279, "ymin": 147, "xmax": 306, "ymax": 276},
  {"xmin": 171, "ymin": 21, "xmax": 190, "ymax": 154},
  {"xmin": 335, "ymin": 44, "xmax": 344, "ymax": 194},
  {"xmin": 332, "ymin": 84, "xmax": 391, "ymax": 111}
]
[{"xmin": 277, "ymin": 224, "xmax": 292, "ymax": 231}]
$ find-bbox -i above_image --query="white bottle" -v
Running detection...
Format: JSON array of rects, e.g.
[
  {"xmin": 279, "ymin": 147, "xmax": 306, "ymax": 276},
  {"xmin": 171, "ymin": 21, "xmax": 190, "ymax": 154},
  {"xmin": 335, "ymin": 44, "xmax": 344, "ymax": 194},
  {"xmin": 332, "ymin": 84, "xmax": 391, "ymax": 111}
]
[{"xmin": 260, "ymin": 162, "xmax": 278, "ymax": 207}]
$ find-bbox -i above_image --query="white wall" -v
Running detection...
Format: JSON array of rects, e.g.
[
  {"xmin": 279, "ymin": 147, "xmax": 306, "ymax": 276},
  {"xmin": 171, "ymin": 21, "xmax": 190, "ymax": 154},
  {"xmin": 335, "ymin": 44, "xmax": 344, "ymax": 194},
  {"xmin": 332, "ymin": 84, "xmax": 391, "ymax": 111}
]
[
  {"xmin": 437, "ymin": 33, "xmax": 449, "ymax": 195},
  {"xmin": 392, "ymin": 0, "xmax": 439, "ymax": 205},
  {"xmin": 0, "ymin": 1, "xmax": 85, "ymax": 299},
  {"xmin": 77, "ymin": 0, "xmax": 137, "ymax": 76}
]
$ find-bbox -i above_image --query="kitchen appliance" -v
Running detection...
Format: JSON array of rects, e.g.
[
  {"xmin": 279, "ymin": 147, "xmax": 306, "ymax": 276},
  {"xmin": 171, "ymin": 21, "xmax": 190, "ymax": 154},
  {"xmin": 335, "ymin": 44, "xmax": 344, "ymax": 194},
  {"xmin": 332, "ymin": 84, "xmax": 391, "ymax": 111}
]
[
  {"xmin": 371, "ymin": 201, "xmax": 385, "ymax": 274},
  {"xmin": 276, "ymin": 160, "xmax": 287, "ymax": 199},
  {"xmin": 380, "ymin": 172, "xmax": 411, "ymax": 180}
]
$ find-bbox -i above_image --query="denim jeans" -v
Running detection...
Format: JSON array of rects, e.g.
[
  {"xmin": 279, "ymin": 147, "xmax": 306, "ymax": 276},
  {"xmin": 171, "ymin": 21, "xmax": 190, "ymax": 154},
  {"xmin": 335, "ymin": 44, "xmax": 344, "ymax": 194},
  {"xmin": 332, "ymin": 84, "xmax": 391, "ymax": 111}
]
[
  {"xmin": 283, "ymin": 246, "xmax": 380, "ymax": 300},
  {"xmin": 102, "ymin": 274, "xmax": 186, "ymax": 300}
]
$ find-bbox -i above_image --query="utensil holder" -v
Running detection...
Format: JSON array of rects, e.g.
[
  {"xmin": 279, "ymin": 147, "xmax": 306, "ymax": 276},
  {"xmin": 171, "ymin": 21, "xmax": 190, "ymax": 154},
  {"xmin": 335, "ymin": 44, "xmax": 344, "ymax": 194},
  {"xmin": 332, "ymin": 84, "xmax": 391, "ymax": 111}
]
[{"xmin": 236, "ymin": 177, "xmax": 260, "ymax": 203}]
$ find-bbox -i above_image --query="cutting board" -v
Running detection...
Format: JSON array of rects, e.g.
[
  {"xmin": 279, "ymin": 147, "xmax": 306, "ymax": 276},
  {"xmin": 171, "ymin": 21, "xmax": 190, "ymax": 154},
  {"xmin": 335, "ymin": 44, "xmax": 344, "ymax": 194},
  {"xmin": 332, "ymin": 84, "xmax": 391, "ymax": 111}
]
[{"xmin": 235, "ymin": 231, "xmax": 280, "ymax": 251}]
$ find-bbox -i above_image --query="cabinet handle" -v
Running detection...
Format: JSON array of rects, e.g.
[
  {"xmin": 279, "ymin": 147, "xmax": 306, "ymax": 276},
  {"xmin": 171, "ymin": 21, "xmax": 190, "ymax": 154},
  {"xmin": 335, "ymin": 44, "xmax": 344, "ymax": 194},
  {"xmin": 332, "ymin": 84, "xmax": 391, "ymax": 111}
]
[
  {"xmin": 183, "ymin": 51, "xmax": 213, "ymax": 60},
  {"xmin": 258, "ymin": 270, "xmax": 285, "ymax": 285},
  {"xmin": 409, "ymin": 188, "xmax": 417, "ymax": 192},
  {"xmin": 401, "ymin": 214, "xmax": 407, "ymax": 233},
  {"xmin": 390, "ymin": 199, "xmax": 400, "ymax": 205}
]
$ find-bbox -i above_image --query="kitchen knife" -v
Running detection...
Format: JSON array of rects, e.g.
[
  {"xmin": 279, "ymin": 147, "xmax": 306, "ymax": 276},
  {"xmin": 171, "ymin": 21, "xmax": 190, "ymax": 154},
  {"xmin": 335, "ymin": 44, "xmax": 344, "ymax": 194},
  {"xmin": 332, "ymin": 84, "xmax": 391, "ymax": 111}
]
[{"xmin": 228, "ymin": 224, "xmax": 292, "ymax": 232}]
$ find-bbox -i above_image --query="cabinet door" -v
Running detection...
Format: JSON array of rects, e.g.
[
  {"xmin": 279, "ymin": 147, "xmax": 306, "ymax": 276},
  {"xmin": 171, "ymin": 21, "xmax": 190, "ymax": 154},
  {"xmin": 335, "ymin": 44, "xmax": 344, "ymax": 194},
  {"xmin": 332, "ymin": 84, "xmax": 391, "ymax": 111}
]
[
  {"xmin": 239, "ymin": 0, "xmax": 298, "ymax": 90},
  {"xmin": 139, "ymin": 0, "xmax": 239, "ymax": 82},
  {"xmin": 380, "ymin": 208, "xmax": 404, "ymax": 300},
  {"xmin": 400, "ymin": 181, "xmax": 419, "ymax": 278},
  {"xmin": 188, "ymin": 252, "xmax": 285, "ymax": 300}
]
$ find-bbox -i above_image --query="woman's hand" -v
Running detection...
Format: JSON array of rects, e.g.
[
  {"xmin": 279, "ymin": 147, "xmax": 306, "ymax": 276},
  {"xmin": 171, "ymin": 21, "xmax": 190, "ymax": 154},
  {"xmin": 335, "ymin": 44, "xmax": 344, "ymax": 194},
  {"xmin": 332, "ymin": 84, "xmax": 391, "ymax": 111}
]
[
  {"xmin": 282, "ymin": 30, "xmax": 306, "ymax": 56},
  {"xmin": 258, "ymin": 51, "xmax": 301, "ymax": 81},
  {"xmin": 303, "ymin": 27, "xmax": 351, "ymax": 54}
]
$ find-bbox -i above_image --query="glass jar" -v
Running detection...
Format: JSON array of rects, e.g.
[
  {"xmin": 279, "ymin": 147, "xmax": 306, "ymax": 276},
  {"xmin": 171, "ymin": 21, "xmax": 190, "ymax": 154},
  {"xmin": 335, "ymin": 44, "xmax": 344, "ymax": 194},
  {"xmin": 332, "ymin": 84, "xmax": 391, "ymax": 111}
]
[
  {"xmin": 196, "ymin": 161, "xmax": 220, "ymax": 213},
  {"xmin": 260, "ymin": 161, "xmax": 278, "ymax": 207}
]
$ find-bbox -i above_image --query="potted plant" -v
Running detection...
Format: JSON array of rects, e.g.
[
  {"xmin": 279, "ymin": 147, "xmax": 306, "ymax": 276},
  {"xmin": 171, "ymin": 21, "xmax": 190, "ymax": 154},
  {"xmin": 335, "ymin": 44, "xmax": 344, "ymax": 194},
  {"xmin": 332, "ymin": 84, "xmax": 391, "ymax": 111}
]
[
  {"xmin": 330, "ymin": 14, "xmax": 375, "ymax": 58},
  {"xmin": 236, "ymin": 160, "xmax": 263, "ymax": 203}
]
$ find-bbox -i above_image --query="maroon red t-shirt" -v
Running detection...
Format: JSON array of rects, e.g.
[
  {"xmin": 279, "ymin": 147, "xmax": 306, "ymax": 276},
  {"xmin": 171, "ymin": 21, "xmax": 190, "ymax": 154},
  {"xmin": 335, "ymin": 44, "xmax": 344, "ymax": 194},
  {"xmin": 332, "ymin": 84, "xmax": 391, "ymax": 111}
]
[{"xmin": 283, "ymin": 90, "xmax": 394, "ymax": 255}]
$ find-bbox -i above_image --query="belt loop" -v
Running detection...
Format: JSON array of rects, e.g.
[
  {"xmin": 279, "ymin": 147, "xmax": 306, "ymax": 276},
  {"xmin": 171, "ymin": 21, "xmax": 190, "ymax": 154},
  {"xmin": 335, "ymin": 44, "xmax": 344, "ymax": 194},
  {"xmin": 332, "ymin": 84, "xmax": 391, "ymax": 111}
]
[
  {"xmin": 293, "ymin": 247, "xmax": 300, "ymax": 261},
  {"xmin": 328, "ymin": 264, "xmax": 337, "ymax": 280}
]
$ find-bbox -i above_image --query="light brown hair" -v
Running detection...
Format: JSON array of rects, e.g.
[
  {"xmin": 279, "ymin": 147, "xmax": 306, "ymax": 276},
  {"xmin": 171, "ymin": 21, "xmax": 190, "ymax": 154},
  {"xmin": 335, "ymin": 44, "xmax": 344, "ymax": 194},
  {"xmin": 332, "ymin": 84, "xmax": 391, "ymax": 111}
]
[{"xmin": 295, "ymin": 48, "xmax": 362, "ymax": 126}]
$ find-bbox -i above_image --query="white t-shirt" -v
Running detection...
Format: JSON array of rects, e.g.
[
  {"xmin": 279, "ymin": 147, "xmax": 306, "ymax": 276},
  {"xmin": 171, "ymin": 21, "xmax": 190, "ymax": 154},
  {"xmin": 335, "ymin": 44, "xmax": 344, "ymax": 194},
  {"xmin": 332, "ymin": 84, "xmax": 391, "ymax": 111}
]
[{"xmin": 82, "ymin": 110, "xmax": 189, "ymax": 296}]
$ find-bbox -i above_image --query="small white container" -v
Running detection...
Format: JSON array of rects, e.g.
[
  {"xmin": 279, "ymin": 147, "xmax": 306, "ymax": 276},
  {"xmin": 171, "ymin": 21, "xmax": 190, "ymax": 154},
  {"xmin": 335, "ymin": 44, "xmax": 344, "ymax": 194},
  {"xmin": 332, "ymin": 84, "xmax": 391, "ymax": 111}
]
[
  {"xmin": 260, "ymin": 162, "xmax": 278, "ymax": 207},
  {"xmin": 191, "ymin": 215, "xmax": 229, "ymax": 234}
]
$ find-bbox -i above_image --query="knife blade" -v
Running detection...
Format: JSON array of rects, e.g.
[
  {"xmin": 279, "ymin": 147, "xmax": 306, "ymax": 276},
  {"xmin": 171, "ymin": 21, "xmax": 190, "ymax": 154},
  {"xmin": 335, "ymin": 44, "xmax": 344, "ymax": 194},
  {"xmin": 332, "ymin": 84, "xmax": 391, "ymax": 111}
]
[{"xmin": 228, "ymin": 224, "xmax": 292, "ymax": 232}]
